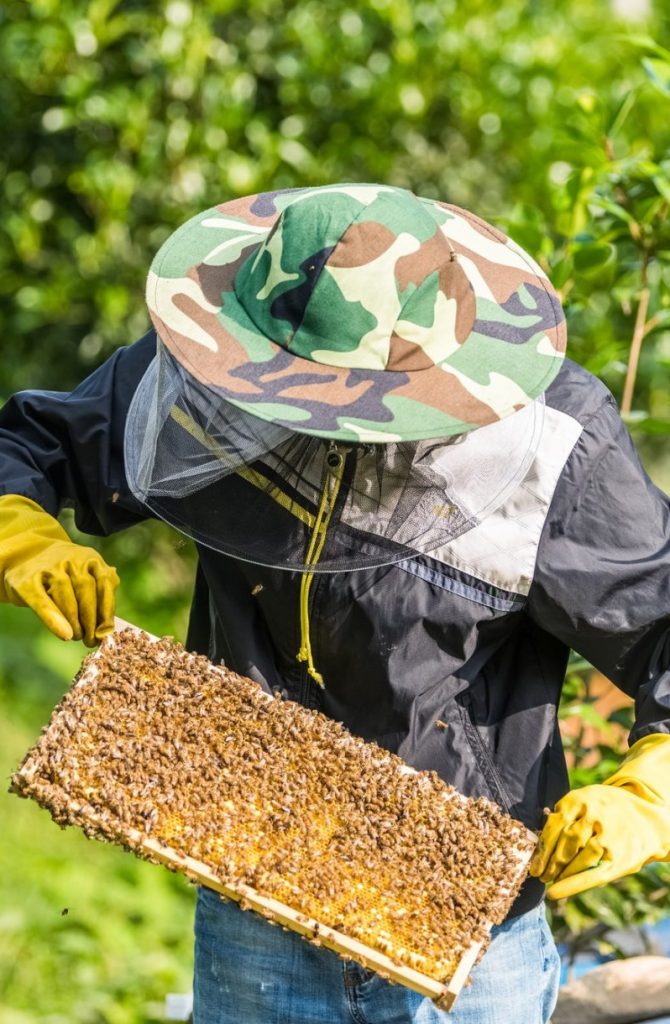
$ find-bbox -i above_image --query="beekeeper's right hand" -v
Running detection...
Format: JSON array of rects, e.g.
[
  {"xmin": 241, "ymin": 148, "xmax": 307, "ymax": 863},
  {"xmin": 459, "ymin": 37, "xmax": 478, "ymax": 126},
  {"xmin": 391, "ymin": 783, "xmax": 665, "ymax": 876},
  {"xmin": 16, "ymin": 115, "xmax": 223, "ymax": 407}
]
[{"xmin": 0, "ymin": 494, "xmax": 119, "ymax": 647}]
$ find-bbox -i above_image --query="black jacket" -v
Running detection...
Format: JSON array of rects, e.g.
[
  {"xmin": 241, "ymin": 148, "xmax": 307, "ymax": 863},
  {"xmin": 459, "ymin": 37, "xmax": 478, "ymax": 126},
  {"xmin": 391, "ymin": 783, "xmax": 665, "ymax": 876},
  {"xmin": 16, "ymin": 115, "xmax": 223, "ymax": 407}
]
[{"xmin": 2, "ymin": 329, "xmax": 670, "ymax": 917}]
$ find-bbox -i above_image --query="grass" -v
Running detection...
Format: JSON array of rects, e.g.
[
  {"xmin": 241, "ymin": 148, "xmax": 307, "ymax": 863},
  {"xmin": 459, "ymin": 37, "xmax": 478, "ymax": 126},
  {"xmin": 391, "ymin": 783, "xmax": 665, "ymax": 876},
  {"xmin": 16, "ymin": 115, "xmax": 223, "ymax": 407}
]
[{"xmin": 0, "ymin": 605, "xmax": 195, "ymax": 1024}]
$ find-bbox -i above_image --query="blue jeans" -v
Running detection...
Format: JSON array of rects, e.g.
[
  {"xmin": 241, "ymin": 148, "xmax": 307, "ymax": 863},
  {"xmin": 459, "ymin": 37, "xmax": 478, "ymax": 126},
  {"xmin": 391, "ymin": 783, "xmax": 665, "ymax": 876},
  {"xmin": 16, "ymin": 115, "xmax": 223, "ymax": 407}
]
[{"xmin": 193, "ymin": 887, "xmax": 560, "ymax": 1023}]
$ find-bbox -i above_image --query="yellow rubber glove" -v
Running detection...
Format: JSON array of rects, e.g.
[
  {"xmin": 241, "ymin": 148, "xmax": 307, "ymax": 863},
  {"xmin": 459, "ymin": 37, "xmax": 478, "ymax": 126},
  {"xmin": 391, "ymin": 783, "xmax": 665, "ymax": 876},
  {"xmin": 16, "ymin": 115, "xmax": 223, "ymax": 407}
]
[
  {"xmin": 530, "ymin": 733, "xmax": 670, "ymax": 900},
  {"xmin": 0, "ymin": 494, "xmax": 119, "ymax": 646}
]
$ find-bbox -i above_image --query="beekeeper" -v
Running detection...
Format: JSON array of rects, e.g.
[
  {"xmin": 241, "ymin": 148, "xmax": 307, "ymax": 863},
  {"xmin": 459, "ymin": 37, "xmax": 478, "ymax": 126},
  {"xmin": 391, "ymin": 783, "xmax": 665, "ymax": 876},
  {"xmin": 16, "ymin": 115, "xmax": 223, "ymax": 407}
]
[{"xmin": 2, "ymin": 184, "xmax": 670, "ymax": 1024}]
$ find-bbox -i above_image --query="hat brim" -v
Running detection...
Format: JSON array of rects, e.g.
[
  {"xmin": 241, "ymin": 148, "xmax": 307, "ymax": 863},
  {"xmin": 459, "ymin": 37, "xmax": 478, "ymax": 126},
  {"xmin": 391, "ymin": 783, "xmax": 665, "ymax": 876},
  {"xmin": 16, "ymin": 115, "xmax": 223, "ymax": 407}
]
[{"xmin": 146, "ymin": 186, "xmax": 566, "ymax": 442}]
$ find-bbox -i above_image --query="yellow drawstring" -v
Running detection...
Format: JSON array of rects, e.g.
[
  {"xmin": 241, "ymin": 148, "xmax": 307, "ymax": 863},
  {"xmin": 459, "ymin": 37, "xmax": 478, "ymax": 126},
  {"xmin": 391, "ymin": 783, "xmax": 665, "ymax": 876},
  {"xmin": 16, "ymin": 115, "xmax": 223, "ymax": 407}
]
[{"xmin": 296, "ymin": 445, "xmax": 345, "ymax": 688}]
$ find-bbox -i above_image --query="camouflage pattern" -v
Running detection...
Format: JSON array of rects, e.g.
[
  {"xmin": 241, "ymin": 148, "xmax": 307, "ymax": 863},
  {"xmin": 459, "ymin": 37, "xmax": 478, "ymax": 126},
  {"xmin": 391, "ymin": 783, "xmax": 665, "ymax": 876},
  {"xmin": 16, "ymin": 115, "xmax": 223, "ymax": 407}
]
[{"xmin": 146, "ymin": 184, "xmax": 566, "ymax": 441}]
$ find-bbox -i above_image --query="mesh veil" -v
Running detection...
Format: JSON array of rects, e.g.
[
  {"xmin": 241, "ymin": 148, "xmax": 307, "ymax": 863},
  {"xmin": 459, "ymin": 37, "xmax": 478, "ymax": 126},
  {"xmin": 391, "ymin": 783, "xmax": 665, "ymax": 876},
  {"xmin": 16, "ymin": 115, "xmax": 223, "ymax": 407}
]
[{"xmin": 124, "ymin": 343, "xmax": 545, "ymax": 573}]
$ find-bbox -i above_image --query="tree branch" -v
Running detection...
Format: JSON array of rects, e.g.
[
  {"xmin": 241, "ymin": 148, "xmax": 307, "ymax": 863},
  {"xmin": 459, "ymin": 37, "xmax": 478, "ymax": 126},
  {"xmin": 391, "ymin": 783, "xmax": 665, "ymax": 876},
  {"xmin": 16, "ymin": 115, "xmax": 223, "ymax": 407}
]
[{"xmin": 621, "ymin": 268, "xmax": 651, "ymax": 416}]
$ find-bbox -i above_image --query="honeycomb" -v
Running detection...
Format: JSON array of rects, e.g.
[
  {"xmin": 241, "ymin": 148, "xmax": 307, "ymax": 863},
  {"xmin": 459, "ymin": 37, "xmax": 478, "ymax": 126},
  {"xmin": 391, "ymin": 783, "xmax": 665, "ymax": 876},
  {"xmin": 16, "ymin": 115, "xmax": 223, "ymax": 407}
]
[{"xmin": 11, "ymin": 628, "xmax": 536, "ymax": 1007}]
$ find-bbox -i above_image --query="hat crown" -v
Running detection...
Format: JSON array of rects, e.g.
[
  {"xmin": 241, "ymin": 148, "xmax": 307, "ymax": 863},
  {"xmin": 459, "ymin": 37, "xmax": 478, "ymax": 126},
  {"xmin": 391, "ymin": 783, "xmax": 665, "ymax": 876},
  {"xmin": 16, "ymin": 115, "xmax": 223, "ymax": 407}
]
[
  {"xmin": 146, "ymin": 181, "xmax": 566, "ymax": 441},
  {"xmin": 233, "ymin": 186, "xmax": 470, "ymax": 372}
]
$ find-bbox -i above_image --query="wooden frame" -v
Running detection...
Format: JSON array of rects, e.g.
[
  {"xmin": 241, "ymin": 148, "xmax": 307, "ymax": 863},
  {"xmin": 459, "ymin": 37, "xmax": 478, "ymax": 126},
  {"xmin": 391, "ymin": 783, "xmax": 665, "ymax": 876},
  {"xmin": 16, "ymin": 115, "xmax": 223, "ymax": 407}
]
[{"xmin": 13, "ymin": 618, "xmax": 536, "ymax": 1013}]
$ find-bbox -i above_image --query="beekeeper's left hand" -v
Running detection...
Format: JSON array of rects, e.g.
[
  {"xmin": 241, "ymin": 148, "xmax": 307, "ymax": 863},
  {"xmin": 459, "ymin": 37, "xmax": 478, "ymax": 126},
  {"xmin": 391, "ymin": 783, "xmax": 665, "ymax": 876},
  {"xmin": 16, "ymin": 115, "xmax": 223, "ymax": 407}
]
[{"xmin": 529, "ymin": 733, "xmax": 670, "ymax": 899}]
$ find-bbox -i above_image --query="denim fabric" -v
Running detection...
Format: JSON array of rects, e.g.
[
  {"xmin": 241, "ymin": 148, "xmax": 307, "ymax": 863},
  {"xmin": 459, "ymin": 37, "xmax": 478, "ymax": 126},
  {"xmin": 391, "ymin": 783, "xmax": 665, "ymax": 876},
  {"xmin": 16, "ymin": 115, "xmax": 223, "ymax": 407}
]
[{"xmin": 193, "ymin": 888, "xmax": 560, "ymax": 1024}]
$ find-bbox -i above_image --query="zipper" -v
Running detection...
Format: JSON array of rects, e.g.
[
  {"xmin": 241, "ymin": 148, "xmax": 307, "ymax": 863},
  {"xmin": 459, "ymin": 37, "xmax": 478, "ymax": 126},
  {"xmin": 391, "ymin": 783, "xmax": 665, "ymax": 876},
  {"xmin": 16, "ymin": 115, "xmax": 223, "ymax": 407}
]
[{"xmin": 457, "ymin": 692, "xmax": 513, "ymax": 813}]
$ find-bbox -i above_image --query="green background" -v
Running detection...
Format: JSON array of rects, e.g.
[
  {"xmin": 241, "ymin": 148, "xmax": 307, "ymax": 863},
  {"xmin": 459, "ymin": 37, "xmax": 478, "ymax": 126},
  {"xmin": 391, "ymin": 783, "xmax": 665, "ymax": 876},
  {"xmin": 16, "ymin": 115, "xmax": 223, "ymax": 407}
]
[{"xmin": 2, "ymin": 0, "xmax": 670, "ymax": 1020}]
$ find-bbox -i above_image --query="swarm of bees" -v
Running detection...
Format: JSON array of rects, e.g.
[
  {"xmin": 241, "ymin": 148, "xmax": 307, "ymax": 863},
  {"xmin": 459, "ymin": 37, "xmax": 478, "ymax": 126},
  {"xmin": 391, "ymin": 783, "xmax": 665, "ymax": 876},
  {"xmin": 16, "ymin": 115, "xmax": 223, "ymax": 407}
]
[{"xmin": 11, "ymin": 629, "xmax": 535, "ymax": 988}]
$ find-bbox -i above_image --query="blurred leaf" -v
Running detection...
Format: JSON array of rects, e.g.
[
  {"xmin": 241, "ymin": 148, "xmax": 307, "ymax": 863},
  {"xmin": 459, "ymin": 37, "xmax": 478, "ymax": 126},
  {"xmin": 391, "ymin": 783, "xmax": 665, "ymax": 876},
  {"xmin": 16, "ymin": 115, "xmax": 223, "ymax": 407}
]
[
  {"xmin": 642, "ymin": 57, "xmax": 670, "ymax": 97},
  {"xmin": 588, "ymin": 195, "xmax": 637, "ymax": 226},
  {"xmin": 623, "ymin": 35, "xmax": 670, "ymax": 61},
  {"xmin": 652, "ymin": 174, "xmax": 670, "ymax": 203},
  {"xmin": 573, "ymin": 241, "xmax": 617, "ymax": 279},
  {"xmin": 559, "ymin": 702, "xmax": 613, "ymax": 731},
  {"xmin": 632, "ymin": 416, "xmax": 670, "ymax": 434}
]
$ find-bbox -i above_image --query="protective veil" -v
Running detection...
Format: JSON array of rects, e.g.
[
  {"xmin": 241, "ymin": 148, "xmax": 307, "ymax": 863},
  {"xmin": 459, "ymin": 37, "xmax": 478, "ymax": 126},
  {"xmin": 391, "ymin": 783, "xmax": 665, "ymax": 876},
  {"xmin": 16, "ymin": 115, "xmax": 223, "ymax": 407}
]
[{"xmin": 124, "ymin": 341, "xmax": 545, "ymax": 574}]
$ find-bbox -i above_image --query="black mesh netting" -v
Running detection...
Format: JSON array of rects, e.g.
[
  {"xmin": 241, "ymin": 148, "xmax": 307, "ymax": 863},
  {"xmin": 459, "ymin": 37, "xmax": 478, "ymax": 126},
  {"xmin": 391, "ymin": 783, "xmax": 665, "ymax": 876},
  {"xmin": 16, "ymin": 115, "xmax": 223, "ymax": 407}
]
[{"xmin": 124, "ymin": 343, "xmax": 544, "ymax": 573}]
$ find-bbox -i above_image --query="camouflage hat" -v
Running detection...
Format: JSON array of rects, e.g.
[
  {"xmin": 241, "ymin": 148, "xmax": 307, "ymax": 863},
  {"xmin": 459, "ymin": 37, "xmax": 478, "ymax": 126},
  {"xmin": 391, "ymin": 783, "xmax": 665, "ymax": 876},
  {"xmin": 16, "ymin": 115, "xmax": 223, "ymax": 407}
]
[{"xmin": 146, "ymin": 183, "xmax": 566, "ymax": 442}]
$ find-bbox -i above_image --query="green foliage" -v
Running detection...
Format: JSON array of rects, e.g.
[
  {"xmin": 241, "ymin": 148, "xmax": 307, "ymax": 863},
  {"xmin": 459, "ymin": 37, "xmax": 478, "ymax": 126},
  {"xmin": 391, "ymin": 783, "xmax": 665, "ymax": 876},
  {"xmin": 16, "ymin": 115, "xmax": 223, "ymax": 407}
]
[
  {"xmin": 2, "ymin": 0, "xmax": 670, "ymax": 401},
  {"xmin": 0, "ymin": 601, "xmax": 195, "ymax": 1024},
  {"xmin": 2, "ymin": 1, "xmax": 670, "ymax": 1018},
  {"xmin": 549, "ymin": 658, "xmax": 670, "ymax": 964},
  {"xmin": 0, "ymin": 518, "xmax": 196, "ymax": 1023},
  {"xmin": 502, "ymin": 46, "xmax": 670, "ymax": 427}
]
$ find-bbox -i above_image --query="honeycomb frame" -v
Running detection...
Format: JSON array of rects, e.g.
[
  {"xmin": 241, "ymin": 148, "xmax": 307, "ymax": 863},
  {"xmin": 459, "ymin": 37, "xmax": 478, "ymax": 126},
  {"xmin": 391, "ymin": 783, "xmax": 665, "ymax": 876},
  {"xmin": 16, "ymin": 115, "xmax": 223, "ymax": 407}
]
[{"xmin": 10, "ymin": 621, "xmax": 537, "ymax": 1011}]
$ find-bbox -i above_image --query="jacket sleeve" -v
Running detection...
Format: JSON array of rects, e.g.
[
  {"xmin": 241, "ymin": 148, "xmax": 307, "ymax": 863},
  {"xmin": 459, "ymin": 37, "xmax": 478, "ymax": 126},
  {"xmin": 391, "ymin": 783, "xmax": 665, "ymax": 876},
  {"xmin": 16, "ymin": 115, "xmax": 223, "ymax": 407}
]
[
  {"xmin": 0, "ymin": 330, "xmax": 157, "ymax": 535},
  {"xmin": 529, "ymin": 393, "xmax": 670, "ymax": 743}
]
